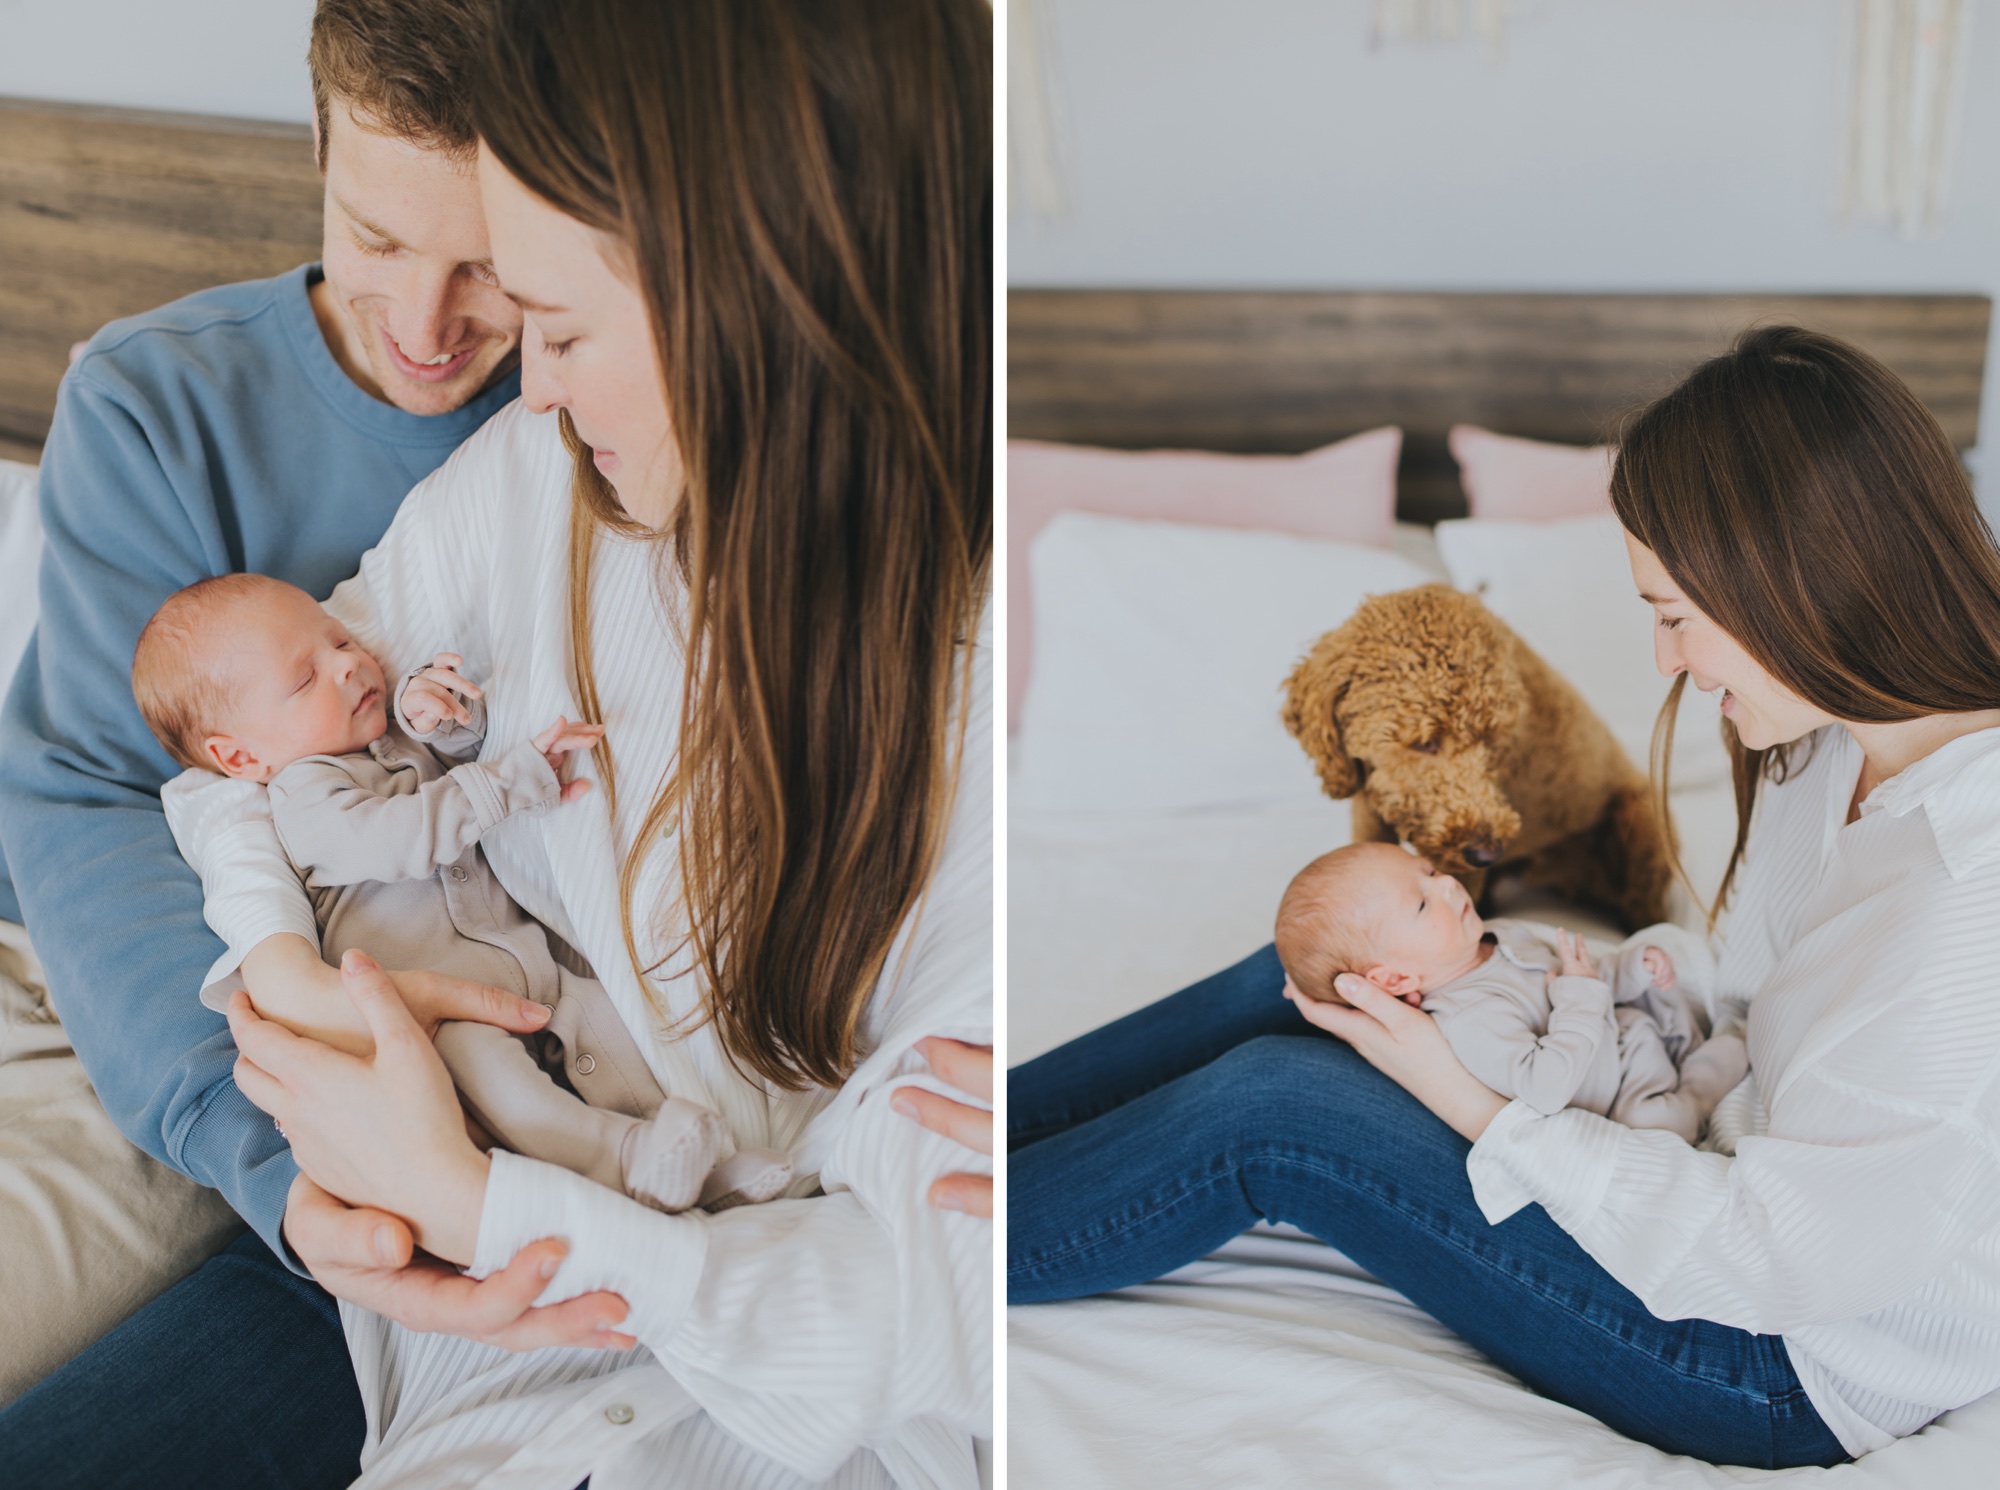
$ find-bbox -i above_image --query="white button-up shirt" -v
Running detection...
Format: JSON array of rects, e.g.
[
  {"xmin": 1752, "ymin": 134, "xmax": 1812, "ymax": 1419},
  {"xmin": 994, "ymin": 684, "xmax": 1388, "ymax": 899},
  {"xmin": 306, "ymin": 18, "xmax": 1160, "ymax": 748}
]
[{"xmin": 1469, "ymin": 724, "xmax": 2000, "ymax": 1457}]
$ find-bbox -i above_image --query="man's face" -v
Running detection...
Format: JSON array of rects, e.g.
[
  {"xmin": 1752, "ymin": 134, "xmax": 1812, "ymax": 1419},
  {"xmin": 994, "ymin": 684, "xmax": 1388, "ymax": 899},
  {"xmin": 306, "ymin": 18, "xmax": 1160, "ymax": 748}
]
[{"xmin": 315, "ymin": 101, "xmax": 523, "ymax": 415}]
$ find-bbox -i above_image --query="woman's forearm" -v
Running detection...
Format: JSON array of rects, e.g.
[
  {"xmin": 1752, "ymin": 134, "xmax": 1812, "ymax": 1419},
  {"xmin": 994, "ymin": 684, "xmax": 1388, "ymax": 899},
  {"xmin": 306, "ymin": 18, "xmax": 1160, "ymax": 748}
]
[
  {"xmin": 474, "ymin": 1137, "xmax": 987, "ymax": 1479},
  {"xmin": 241, "ymin": 933, "xmax": 375, "ymax": 1055}
]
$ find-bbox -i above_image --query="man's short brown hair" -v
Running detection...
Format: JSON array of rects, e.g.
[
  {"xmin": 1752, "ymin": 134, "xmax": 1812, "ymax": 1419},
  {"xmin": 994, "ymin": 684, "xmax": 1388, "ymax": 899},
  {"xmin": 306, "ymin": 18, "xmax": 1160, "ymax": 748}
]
[{"xmin": 307, "ymin": 0, "xmax": 489, "ymax": 169}]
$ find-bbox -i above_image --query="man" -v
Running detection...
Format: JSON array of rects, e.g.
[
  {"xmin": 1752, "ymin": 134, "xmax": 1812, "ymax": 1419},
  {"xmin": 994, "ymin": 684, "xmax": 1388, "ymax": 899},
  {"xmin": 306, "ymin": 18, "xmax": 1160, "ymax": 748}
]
[{"xmin": 0, "ymin": 4, "xmax": 616, "ymax": 1482}]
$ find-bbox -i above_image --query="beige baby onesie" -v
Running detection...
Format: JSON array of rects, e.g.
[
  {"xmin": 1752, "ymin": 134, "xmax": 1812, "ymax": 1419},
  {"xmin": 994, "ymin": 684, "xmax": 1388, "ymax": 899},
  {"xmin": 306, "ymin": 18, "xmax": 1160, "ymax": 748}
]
[
  {"xmin": 233, "ymin": 693, "xmax": 787, "ymax": 1213},
  {"xmin": 1422, "ymin": 919, "xmax": 1715, "ymax": 1138}
]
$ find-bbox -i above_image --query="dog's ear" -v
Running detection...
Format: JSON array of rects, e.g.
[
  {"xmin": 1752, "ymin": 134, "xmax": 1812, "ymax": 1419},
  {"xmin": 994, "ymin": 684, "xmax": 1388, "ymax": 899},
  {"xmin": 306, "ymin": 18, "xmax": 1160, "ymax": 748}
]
[{"xmin": 1282, "ymin": 632, "xmax": 1364, "ymax": 799}]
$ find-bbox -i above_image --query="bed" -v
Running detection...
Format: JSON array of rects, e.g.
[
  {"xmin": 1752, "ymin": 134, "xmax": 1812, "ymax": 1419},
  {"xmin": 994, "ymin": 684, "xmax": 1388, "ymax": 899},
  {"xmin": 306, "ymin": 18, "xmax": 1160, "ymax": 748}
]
[{"xmin": 1005, "ymin": 288, "xmax": 2000, "ymax": 1488}]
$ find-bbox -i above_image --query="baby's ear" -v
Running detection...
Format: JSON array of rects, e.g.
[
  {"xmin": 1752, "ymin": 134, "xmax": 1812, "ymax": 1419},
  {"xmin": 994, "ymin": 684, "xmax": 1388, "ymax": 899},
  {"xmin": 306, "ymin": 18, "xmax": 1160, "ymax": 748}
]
[
  {"xmin": 1363, "ymin": 964, "xmax": 1420, "ymax": 1000},
  {"xmin": 203, "ymin": 735, "xmax": 267, "ymax": 782}
]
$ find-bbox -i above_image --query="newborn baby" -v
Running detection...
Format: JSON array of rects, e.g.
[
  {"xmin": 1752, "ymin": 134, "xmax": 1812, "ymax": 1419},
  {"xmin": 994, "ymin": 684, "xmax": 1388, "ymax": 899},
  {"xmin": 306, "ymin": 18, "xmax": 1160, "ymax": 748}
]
[
  {"xmin": 135, "ymin": 573, "xmax": 788, "ymax": 1212},
  {"xmin": 1276, "ymin": 842, "xmax": 1748, "ymax": 1142}
]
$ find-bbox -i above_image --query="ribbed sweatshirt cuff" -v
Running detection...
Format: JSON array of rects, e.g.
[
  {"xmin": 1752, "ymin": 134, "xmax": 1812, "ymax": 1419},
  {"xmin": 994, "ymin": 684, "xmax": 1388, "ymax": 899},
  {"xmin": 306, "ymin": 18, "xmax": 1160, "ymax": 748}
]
[
  {"xmin": 472, "ymin": 1148, "xmax": 709, "ymax": 1345},
  {"xmin": 1465, "ymin": 1098, "xmax": 1625, "ymax": 1226},
  {"xmin": 173, "ymin": 1076, "xmax": 305, "ymax": 1271}
]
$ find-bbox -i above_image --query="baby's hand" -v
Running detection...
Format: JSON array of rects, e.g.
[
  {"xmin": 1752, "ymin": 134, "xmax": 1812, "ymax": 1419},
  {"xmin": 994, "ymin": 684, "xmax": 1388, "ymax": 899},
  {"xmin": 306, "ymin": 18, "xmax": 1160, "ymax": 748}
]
[
  {"xmin": 1642, "ymin": 945, "xmax": 1677, "ymax": 991},
  {"xmin": 401, "ymin": 652, "xmax": 483, "ymax": 734},
  {"xmin": 533, "ymin": 715, "xmax": 607, "ymax": 804},
  {"xmin": 1556, "ymin": 929, "xmax": 1598, "ymax": 980}
]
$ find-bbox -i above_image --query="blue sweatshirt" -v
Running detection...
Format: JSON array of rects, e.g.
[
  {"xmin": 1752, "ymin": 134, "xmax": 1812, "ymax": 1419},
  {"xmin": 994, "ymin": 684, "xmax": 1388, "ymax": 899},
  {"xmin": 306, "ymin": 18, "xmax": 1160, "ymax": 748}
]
[{"xmin": 0, "ymin": 265, "xmax": 520, "ymax": 1262}]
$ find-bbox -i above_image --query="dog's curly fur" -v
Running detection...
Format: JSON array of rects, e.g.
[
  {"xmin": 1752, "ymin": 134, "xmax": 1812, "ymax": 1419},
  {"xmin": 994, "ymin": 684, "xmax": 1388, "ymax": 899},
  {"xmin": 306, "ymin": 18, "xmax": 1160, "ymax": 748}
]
[{"xmin": 1281, "ymin": 584, "xmax": 1672, "ymax": 930}]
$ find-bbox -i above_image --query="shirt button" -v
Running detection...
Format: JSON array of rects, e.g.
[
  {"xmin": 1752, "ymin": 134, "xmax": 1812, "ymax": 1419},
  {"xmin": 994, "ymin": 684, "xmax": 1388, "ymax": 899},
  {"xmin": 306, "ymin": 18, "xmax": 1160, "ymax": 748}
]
[
  {"xmin": 605, "ymin": 1403, "xmax": 634, "ymax": 1426},
  {"xmin": 449, "ymin": 866, "xmax": 468, "ymax": 882},
  {"xmin": 575, "ymin": 1053, "xmax": 596, "ymax": 1075}
]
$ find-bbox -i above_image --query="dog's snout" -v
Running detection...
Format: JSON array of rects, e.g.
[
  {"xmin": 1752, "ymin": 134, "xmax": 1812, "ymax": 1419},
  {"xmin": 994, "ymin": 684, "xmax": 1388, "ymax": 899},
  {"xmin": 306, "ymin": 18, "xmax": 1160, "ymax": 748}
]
[{"xmin": 1461, "ymin": 841, "xmax": 1502, "ymax": 868}]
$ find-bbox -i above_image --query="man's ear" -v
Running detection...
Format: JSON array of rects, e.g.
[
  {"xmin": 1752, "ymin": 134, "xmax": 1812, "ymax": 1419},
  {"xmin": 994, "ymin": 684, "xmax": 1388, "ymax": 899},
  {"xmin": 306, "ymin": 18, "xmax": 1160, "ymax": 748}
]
[{"xmin": 203, "ymin": 735, "xmax": 268, "ymax": 782}]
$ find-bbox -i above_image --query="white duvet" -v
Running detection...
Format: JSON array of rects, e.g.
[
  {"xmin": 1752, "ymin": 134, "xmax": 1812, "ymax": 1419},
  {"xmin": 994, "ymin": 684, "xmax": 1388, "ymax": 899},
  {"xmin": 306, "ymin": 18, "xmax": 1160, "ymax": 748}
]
[{"xmin": 1005, "ymin": 517, "xmax": 2000, "ymax": 1487}]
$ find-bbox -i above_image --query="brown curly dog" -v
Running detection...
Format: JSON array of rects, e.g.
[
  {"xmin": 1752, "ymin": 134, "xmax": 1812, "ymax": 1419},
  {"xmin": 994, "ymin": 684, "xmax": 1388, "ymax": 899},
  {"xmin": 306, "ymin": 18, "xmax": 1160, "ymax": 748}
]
[{"xmin": 1281, "ymin": 583, "xmax": 1672, "ymax": 930}]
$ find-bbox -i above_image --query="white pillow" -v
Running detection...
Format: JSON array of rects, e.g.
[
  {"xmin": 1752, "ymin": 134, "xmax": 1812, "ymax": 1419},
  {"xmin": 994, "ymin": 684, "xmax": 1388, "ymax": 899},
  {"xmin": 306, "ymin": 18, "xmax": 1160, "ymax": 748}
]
[
  {"xmin": 1014, "ymin": 512, "xmax": 1434, "ymax": 812},
  {"xmin": 0, "ymin": 460, "xmax": 40, "ymax": 692},
  {"xmin": 1433, "ymin": 513, "xmax": 1732, "ymax": 791}
]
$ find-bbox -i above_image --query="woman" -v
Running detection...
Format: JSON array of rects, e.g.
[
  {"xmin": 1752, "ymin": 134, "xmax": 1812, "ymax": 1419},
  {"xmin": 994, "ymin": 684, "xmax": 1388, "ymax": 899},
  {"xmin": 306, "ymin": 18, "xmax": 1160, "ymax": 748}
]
[
  {"xmin": 197, "ymin": 0, "xmax": 990, "ymax": 1485},
  {"xmin": 1010, "ymin": 326, "xmax": 2000, "ymax": 1469}
]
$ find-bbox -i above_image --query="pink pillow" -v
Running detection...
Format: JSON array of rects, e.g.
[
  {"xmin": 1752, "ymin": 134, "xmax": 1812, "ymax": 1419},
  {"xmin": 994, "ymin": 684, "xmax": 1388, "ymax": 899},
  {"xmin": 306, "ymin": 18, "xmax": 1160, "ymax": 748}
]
[
  {"xmin": 1449, "ymin": 424, "xmax": 1615, "ymax": 521},
  {"xmin": 1008, "ymin": 429, "xmax": 1401, "ymax": 731}
]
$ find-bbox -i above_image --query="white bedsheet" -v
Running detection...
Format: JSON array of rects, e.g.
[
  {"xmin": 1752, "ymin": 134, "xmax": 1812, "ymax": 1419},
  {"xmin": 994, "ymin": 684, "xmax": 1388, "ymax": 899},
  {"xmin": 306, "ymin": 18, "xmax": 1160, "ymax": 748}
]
[{"xmin": 1007, "ymin": 772, "xmax": 2000, "ymax": 1486}]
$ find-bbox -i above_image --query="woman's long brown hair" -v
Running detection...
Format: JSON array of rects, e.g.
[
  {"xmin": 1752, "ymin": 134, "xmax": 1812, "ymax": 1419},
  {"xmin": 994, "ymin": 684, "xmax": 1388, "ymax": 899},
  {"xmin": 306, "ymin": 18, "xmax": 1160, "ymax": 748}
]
[
  {"xmin": 475, "ymin": 0, "xmax": 991, "ymax": 1090},
  {"xmin": 1611, "ymin": 325, "xmax": 2000, "ymax": 922}
]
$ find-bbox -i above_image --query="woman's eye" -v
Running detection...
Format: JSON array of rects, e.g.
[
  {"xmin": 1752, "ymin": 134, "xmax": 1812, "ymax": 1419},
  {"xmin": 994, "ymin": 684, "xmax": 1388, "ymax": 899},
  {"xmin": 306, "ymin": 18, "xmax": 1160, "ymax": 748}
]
[
  {"xmin": 354, "ymin": 236, "xmax": 398, "ymax": 259},
  {"xmin": 543, "ymin": 337, "xmax": 577, "ymax": 359},
  {"xmin": 1656, "ymin": 615, "xmax": 1686, "ymax": 632}
]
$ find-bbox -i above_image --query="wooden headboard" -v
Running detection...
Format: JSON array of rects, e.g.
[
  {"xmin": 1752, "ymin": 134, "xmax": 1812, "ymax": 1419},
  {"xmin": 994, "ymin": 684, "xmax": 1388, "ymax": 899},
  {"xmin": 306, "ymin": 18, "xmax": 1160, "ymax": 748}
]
[
  {"xmin": 0, "ymin": 97, "xmax": 322, "ymax": 463},
  {"xmin": 1009, "ymin": 290, "xmax": 1992, "ymax": 523}
]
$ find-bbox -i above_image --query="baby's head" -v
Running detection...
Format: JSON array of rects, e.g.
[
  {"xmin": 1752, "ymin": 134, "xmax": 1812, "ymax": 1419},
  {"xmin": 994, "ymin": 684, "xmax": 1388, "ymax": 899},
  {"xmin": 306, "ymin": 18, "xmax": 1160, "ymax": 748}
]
[
  {"xmin": 1275, "ymin": 841, "xmax": 1487, "ymax": 1006},
  {"xmin": 133, "ymin": 574, "xmax": 389, "ymax": 780}
]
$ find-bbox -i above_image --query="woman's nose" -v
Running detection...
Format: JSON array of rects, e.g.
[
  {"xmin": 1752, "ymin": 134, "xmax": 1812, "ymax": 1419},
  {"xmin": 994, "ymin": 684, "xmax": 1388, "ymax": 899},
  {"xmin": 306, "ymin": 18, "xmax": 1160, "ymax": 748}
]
[
  {"xmin": 520, "ymin": 333, "xmax": 566, "ymax": 417},
  {"xmin": 1653, "ymin": 628, "xmax": 1685, "ymax": 679}
]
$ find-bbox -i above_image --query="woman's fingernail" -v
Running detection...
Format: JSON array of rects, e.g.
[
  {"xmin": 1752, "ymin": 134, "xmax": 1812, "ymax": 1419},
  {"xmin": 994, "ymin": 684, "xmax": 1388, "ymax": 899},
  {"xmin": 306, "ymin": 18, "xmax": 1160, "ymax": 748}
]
[
  {"xmin": 528, "ymin": 1002, "xmax": 552, "ymax": 1024},
  {"xmin": 891, "ymin": 1093, "xmax": 917, "ymax": 1119},
  {"xmin": 934, "ymin": 1191, "xmax": 964, "ymax": 1211},
  {"xmin": 374, "ymin": 1224, "xmax": 398, "ymax": 1265}
]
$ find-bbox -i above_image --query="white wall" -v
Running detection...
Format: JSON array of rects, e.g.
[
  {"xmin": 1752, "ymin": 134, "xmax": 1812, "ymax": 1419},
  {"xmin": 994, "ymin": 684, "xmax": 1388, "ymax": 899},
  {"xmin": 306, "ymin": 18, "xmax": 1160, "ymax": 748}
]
[
  {"xmin": 1011, "ymin": 0, "xmax": 2000, "ymax": 490},
  {"xmin": 0, "ymin": 0, "xmax": 315, "ymax": 124}
]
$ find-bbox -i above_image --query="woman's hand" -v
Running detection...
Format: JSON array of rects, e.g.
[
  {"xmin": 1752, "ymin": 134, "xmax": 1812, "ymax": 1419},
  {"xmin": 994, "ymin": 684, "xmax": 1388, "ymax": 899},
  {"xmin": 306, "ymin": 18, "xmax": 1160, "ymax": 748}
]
[
  {"xmin": 1285, "ymin": 976, "xmax": 1508, "ymax": 1142},
  {"xmin": 282, "ymin": 1173, "xmax": 636, "ymax": 1351},
  {"xmin": 230, "ymin": 949, "xmax": 491, "ymax": 1264},
  {"xmin": 242, "ymin": 932, "xmax": 552, "ymax": 1058},
  {"xmin": 892, "ymin": 1037, "xmax": 992, "ymax": 1217}
]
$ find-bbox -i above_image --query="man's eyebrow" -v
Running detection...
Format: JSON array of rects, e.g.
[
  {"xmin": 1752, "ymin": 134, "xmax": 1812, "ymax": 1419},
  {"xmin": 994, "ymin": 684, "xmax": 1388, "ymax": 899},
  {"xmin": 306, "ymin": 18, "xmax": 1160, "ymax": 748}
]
[{"xmin": 332, "ymin": 194, "xmax": 408, "ymax": 248}]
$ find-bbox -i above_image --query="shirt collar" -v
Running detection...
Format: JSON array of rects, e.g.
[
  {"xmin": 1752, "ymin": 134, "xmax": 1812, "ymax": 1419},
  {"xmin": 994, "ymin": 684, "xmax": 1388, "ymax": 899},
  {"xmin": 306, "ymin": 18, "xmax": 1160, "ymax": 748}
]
[{"xmin": 1860, "ymin": 726, "xmax": 2000, "ymax": 879}]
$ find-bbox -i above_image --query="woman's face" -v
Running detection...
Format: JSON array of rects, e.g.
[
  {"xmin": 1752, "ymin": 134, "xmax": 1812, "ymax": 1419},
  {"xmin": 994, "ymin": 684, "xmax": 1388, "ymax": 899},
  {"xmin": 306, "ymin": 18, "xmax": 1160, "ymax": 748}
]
[
  {"xmin": 476, "ymin": 144, "xmax": 681, "ymax": 528},
  {"xmin": 1623, "ymin": 529, "xmax": 1833, "ymax": 750}
]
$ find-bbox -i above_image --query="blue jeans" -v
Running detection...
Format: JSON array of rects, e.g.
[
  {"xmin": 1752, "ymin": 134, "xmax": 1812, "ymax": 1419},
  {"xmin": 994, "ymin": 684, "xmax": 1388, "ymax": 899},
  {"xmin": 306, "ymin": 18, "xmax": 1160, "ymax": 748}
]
[
  {"xmin": 1009, "ymin": 944, "xmax": 1850, "ymax": 1470},
  {"xmin": 0, "ymin": 1230, "xmax": 364, "ymax": 1488}
]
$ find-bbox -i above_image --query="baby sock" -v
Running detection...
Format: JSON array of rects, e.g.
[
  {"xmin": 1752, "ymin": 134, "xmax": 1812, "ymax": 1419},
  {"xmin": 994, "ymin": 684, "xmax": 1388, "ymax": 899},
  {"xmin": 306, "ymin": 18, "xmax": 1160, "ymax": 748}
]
[
  {"xmin": 1678, "ymin": 1033, "xmax": 1749, "ymax": 1110},
  {"xmin": 620, "ymin": 1097, "xmax": 727, "ymax": 1212},
  {"xmin": 699, "ymin": 1148, "xmax": 794, "ymax": 1212}
]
